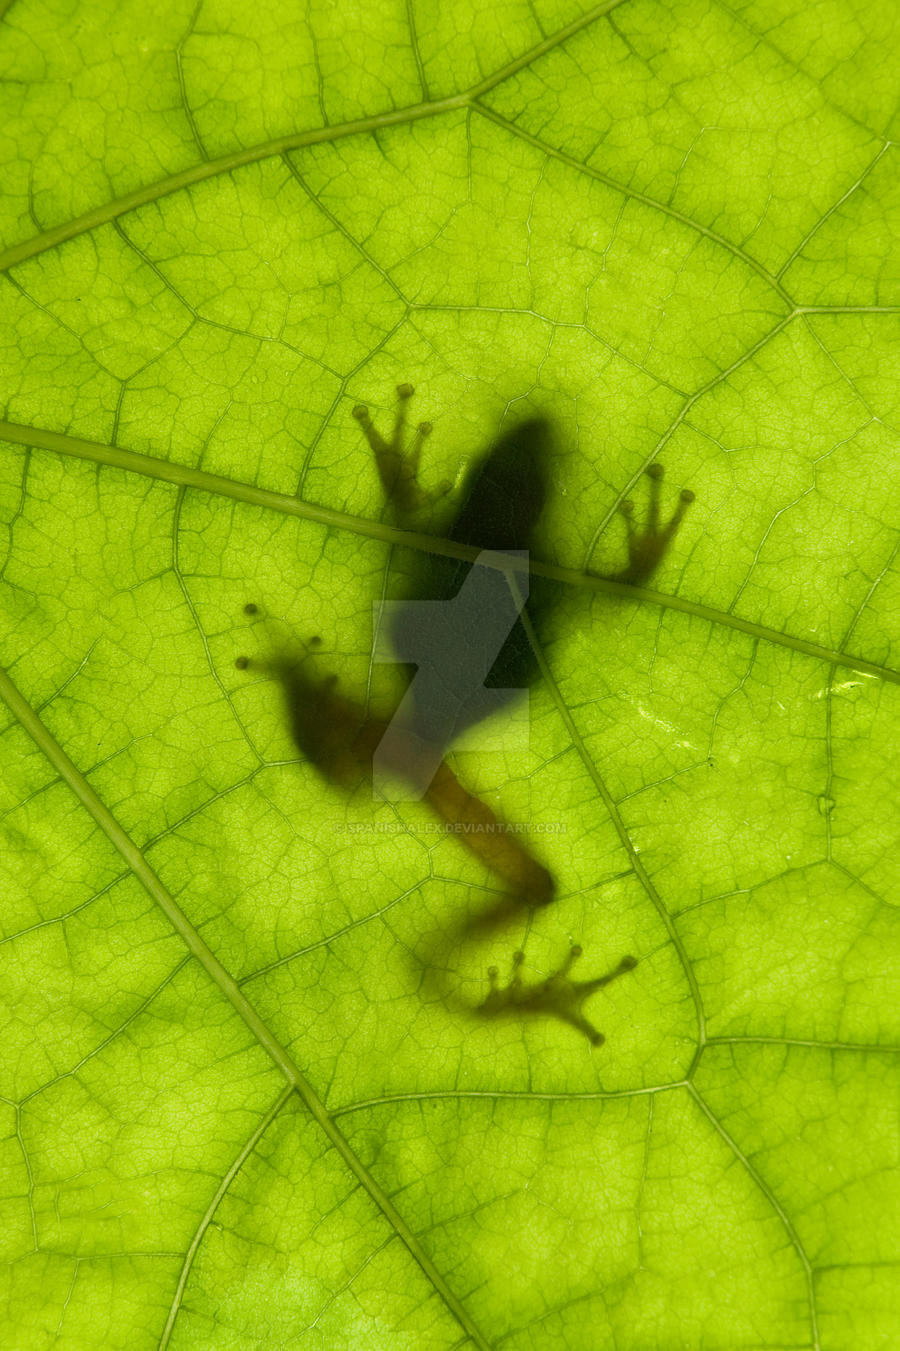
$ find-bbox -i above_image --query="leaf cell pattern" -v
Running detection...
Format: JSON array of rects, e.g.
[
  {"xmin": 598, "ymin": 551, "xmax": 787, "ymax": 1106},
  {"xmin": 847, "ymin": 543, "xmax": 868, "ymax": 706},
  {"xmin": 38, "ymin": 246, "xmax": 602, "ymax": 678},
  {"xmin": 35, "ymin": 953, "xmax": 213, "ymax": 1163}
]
[{"xmin": 1, "ymin": 1, "xmax": 900, "ymax": 1348}]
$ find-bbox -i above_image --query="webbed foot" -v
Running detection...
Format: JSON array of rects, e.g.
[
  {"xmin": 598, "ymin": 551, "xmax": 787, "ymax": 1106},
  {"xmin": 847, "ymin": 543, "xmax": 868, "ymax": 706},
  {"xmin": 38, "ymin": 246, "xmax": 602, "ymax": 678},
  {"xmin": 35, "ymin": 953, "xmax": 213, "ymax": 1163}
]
[
  {"xmin": 353, "ymin": 383, "xmax": 452, "ymax": 518},
  {"xmin": 477, "ymin": 945, "xmax": 638, "ymax": 1045},
  {"xmin": 615, "ymin": 464, "xmax": 694, "ymax": 585}
]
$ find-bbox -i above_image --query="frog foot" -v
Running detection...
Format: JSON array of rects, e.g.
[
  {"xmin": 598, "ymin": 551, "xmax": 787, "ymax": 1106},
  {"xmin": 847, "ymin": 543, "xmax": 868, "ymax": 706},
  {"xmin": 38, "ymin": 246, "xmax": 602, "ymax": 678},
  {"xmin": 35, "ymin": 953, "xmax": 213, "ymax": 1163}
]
[
  {"xmin": 352, "ymin": 383, "xmax": 452, "ymax": 517},
  {"xmin": 477, "ymin": 945, "xmax": 638, "ymax": 1045},
  {"xmin": 234, "ymin": 603, "xmax": 318, "ymax": 673},
  {"xmin": 617, "ymin": 464, "xmax": 694, "ymax": 586}
]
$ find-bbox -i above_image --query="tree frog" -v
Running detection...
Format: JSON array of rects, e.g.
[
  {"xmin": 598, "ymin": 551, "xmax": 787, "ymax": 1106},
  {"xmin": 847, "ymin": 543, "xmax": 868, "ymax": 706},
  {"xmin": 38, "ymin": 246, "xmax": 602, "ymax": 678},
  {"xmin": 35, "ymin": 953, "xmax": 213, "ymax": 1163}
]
[{"xmin": 238, "ymin": 385, "xmax": 693, "ymax": 1044}]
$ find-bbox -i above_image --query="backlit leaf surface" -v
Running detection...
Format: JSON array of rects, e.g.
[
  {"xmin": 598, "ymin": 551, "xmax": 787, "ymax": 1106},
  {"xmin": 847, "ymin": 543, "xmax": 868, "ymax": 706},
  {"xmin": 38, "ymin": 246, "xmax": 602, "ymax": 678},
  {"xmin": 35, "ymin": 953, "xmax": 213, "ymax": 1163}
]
[{"xmin": 1, "ymin": 1, "xmax": 899, "ymax": 1347}]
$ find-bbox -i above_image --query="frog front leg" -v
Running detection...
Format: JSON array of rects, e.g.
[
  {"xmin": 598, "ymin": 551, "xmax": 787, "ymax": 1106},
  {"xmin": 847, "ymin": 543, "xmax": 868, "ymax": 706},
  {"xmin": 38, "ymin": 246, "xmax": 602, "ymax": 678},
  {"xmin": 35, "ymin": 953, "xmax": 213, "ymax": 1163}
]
[
  {"xmin": 352, "ymin": 383, "xmax": 452, "ymax": 522},
  {"xmin": 609, "ymin": 464, "xmax": 695, "ymax": 586}
]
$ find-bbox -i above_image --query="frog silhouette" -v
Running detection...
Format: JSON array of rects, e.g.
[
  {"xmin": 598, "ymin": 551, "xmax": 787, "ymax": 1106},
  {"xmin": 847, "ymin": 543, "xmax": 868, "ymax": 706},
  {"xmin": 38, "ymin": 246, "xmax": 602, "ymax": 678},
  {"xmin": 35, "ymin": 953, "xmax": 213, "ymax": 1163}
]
[{"xmin": 237, "ymin": 385, "xmax": 694, "ymax": 1042}]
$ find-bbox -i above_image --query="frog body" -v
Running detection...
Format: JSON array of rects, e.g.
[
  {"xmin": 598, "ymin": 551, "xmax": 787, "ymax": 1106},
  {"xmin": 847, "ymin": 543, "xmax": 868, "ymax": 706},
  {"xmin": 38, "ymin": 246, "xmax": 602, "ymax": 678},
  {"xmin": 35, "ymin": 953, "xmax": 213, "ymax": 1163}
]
[{"xmin": 386, "ymin": 415, "xmax": 551, "ymax": 749}]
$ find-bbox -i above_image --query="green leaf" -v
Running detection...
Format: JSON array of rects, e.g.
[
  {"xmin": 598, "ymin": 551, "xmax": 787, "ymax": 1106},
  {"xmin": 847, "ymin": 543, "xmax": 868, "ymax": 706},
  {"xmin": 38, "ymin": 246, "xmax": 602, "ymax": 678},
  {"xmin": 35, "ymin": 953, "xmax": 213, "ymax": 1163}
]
[{"xmin": 1, "ymin": 1, "xmax": 899, "ymax": 1348}]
